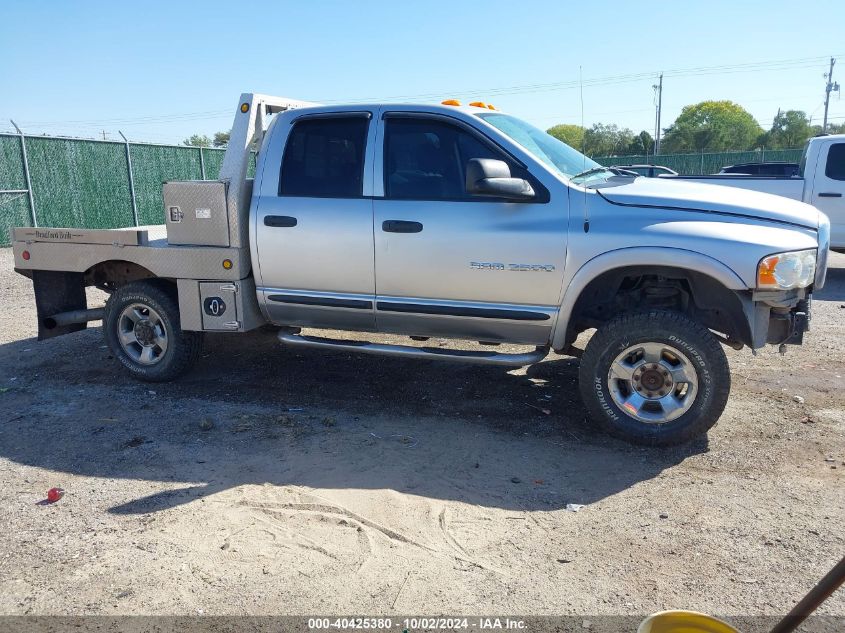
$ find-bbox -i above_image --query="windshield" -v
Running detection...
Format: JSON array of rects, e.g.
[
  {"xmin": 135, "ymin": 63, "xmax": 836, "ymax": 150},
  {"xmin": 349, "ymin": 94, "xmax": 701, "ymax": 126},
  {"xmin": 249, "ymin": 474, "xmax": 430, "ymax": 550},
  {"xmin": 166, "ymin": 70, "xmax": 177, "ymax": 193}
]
[
  {"xmin": 476, "ymin": 112, "xmax": 600, "ymax": 179},
  {"xmin": 798, "ymin": 140, "xmax": 810, "ymax": 179}
]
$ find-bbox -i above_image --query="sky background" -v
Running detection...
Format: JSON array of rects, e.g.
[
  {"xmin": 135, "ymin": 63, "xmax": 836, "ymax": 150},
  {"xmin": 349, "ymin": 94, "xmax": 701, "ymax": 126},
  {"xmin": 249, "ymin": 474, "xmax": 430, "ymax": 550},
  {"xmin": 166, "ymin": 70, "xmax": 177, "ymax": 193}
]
[{"xmin": 2, "ymin": 1, "xmax": 844, "ymax": 147}]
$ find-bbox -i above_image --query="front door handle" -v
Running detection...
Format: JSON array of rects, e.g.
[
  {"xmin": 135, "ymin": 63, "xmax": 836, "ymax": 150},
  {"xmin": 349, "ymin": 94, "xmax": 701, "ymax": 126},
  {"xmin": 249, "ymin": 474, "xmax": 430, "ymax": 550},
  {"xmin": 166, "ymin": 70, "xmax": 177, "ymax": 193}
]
[
  {"xmin": 818, "ymin": 192, "xmax": 842, "ymax": 198},
  {"xmin": 264, "ymin": 215, "xmax": 298, "ymax": 227},
  {"xmin": 382, "ymin": 220, "xmax": 423, "ymax": 233}
]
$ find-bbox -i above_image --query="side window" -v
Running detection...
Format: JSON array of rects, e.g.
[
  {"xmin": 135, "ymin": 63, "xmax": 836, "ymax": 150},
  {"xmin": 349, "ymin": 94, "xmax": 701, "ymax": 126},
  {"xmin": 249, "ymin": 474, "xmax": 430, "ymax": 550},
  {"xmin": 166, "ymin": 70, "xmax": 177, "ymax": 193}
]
[
  {"xmin": 279, "ymin": 116, "xmax": 369, "ymax": 198},
  {"xmin": 824, "ymin": 143, "xmax": 845, "ymax": 181},
  {"xmin": 384, "ymin": 118, "xmax": 510, "ymax": 201}
]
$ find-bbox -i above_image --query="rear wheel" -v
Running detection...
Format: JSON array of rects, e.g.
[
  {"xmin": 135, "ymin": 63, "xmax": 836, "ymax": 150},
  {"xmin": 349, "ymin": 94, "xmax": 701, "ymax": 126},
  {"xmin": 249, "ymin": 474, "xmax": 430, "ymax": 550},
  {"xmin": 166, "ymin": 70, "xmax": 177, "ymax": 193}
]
[
  {"xmin": 578, "ymin": 311, "xmax": 730, "ymax": 446},
  {"xmin": 104, "ymin": 281, "xmax": 203, "ymax": 382}
]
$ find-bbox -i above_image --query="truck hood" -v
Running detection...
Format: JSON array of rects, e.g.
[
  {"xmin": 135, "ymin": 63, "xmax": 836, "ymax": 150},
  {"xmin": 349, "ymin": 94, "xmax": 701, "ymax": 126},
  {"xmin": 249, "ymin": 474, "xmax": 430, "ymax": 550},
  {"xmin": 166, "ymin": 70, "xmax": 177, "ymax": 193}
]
[{"xmin": 595, "ymin": 177, "xmax": 819, "ymax": 229}]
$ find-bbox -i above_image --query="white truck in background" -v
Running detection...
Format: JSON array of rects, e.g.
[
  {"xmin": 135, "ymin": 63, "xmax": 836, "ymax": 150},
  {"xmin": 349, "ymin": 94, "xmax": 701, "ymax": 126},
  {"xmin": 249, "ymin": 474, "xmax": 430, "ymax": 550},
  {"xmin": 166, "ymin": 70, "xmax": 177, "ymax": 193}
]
[{"xmin": 669, "ymin": 135, "xmax": 845, "ymax": 250}]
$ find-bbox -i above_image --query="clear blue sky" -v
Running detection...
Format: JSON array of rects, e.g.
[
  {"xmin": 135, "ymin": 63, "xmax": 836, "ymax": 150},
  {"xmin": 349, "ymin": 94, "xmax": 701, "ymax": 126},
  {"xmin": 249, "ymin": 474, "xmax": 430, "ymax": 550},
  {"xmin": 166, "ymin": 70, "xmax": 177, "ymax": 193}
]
[{"xmin": 2, "ymin": 1, "xmax": 844, "ymax": 145}]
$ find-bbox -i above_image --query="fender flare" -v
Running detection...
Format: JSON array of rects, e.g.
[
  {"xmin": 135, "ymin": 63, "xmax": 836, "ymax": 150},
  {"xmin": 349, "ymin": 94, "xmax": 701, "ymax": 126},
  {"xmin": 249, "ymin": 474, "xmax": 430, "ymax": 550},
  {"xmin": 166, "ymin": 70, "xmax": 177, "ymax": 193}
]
[{"xmin": 551, "ymin": 246, "xmax": 749, "ymax": 350}]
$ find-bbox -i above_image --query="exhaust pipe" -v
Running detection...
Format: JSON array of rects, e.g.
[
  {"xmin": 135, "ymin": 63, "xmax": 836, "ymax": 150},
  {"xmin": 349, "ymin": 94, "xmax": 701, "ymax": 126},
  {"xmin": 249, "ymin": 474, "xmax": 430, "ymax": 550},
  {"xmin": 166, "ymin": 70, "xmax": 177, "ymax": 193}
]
[{"xmin": 43, "ymin": 307, "xmax": 105, "ymax": 330}]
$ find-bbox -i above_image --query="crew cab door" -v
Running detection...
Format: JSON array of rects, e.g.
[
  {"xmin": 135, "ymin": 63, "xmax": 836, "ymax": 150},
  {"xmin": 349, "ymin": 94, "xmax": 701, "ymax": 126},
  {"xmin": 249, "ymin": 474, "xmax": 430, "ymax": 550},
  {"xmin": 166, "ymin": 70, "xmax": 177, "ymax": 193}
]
[
  {"xmin": 253, "ymin": 111, "xmax": 377, "ymax": 330},
  {"xmin": 372, "ymin": 113, "xmax": 567, "ymax": 345},
  {"xmin": 810, "ymin": 140, "xmax": 845, "ymax": 246}
]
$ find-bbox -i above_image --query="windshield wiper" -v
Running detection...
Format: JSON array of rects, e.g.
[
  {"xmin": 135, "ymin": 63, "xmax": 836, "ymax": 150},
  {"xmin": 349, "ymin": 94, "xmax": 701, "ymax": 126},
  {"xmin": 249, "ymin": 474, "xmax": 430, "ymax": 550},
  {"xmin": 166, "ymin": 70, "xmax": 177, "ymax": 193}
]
[{"xmin": 570, "ymin": 166, "xmax": 638, "ymax": 180}]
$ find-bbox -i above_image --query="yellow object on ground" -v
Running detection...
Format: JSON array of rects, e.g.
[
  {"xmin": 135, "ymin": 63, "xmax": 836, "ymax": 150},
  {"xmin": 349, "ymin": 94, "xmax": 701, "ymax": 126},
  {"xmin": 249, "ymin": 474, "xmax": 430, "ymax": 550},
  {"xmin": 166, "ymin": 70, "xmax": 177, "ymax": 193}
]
[{"xmin": 638, "ymin": 610, "xmax": 741, "ymax": 633}]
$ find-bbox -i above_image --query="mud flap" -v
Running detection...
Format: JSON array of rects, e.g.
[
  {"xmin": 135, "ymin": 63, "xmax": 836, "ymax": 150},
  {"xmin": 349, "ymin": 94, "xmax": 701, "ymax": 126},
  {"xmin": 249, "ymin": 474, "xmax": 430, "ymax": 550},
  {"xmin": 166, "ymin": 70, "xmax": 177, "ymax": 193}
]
[{"xmin": 32, "ymin": 270, "xmax": 87, "ymax": 341}]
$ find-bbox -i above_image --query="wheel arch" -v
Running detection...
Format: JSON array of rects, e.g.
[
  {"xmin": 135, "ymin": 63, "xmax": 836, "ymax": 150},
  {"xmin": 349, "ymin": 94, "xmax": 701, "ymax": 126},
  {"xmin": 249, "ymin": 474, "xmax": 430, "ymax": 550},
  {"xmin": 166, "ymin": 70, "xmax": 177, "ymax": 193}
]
[
  {"xmin": 552, "ymin": 247, "xmax": 750, "ymax": 351},
  {"xmin": 83, "ymin": 260, "xmax": 169, "ymax": 290}
]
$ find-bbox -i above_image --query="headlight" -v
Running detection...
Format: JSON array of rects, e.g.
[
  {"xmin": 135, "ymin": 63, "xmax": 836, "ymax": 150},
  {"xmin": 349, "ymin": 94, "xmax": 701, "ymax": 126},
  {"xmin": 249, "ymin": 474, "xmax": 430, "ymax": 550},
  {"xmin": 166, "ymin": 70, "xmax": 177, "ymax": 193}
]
[{"xmin": 757, "ymin": 249, "xmax": 816, "ymax": 289}]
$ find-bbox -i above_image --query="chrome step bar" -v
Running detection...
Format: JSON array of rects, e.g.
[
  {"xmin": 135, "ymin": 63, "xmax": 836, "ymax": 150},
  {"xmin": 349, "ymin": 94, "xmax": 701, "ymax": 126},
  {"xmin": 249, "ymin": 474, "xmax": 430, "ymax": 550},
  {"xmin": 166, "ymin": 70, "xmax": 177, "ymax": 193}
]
[{"xmin": 278, "ymin": 332, "xmax": 548, "ymax": 367}]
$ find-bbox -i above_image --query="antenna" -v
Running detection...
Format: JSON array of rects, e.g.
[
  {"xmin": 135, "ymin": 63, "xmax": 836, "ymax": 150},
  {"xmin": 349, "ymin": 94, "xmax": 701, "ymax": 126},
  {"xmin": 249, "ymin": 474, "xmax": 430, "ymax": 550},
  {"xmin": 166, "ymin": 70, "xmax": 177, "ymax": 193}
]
[{"xmin": 580, "ymin": 65, "xmax": 589, "ymax": 233}]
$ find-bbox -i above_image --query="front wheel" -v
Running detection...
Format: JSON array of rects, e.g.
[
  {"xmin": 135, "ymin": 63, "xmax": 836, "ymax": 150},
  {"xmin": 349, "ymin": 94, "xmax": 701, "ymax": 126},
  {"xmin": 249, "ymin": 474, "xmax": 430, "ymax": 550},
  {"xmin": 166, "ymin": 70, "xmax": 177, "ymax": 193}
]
[
  {"xmin": 579, "ymin": 311, "xmax": 730, "ymax": 446},
  {"xmin": 103, "ymin": 281, "xmax": 203, "ymax": 382}
]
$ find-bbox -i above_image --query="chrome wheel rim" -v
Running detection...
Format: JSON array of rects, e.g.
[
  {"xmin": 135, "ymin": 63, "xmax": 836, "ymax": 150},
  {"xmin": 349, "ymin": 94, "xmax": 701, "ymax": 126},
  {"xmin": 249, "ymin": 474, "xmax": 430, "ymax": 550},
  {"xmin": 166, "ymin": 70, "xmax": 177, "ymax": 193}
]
[
  {"xmin": 607, "ymin": 342, "xmax": 698, "ymax": 424},
  {"xmin": 117, "ymin": 303, "xmax": 168, "ymax": 366}
]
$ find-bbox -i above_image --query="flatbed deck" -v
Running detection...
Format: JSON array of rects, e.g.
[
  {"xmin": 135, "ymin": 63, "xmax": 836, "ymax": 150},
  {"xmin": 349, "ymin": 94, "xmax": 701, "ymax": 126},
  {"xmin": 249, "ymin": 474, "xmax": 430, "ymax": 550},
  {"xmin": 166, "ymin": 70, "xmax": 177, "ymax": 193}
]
[{"xmin": 12, "ymin": 224, "xmax": 249, "ymax": 280}]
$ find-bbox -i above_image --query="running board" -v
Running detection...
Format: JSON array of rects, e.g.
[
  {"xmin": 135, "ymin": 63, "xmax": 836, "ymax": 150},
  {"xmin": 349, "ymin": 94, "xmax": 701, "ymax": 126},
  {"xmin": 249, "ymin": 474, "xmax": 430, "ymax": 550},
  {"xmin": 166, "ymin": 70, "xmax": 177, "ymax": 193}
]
[{"xmin": 277, "ymin": 333, "xmax": 548, "ymax": 367}]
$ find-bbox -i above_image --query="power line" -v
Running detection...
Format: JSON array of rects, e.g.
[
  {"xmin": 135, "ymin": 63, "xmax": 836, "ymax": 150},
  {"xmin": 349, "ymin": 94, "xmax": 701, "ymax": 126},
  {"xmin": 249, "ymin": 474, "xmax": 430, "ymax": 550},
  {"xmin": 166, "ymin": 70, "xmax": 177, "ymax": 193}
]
[
  {"xmin": 15, "ymin": 108, "xmax": 232, "ymax": 127},
  {"xmin": 320, "ymin": 54, "xmax": 841, "ymax": 103},
  {"xmin": 5, "ymin": 54, "xmax": 842, "ymax": 142}
]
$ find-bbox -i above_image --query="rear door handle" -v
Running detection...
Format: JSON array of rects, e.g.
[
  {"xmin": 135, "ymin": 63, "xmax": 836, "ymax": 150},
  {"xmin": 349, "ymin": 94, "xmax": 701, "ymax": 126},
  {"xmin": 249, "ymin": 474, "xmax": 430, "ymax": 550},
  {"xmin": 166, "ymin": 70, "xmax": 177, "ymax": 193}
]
[
  {"xmin": 382, "ymin": 220, "xmax": 423, "ymax": 233},
  {"xmin": 818, "ymin": 192, "xmax": 842, "ymax": 198},
  {"xmin": 264, "ymin": 215, "xmax": 298, "ymax": 227}
]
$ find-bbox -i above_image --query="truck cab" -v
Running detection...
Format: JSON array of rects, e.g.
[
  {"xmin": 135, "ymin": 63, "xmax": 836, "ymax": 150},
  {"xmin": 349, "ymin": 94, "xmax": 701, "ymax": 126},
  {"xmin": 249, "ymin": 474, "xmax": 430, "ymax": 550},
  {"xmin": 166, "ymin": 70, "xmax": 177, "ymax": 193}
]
[
  {"xmin": 11, "ymin": 93, "xmax": 831, "ymax": 447},
  {"xmin": 799, "ymin": 135, "xmax": 845, "ymax": 248},
  {"xmin": 251, "ymin": 103, "xmax": 567, "ymax": 345}
]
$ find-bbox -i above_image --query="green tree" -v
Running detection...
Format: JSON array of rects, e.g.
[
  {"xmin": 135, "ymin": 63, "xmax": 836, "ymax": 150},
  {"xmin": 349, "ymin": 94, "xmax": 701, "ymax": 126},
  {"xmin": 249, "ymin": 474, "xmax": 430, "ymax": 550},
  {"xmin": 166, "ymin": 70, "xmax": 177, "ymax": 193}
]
[
  {"xmin": 627, "ymin": 130, "xmax": 655, "ymax": 155},
  {"xmin": 183, "ymin": 134, "xmax": 212, "ymax": 147},
  {"xmin": 767, "ymin": 110, "xmax": 813, "ymax": 148},
  {"xmin": 213, "ymin": 130, "xmax": 231, "ymax": 147},
  {"xmin": 661, "ymin": 101, "xmax": 763, "ymax": 152},
  {"xmin": 583, "ymin": 123, "xmax": 635, "ymax": 156},
  {"xmin": 546, "ymin": 124, "xmax": 585, "ymax": 150}
]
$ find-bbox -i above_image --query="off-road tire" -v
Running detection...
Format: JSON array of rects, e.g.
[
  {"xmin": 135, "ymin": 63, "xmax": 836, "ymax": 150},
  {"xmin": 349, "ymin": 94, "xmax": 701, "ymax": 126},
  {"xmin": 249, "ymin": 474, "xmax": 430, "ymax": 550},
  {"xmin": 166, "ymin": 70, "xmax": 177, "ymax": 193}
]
[
  {"xmin": 579, "ymin": 310, "xmax": 730, "ymax": 446},
  {"xmin": 103, "ymin": 280, "xmax": 203, "ymax": 382}
]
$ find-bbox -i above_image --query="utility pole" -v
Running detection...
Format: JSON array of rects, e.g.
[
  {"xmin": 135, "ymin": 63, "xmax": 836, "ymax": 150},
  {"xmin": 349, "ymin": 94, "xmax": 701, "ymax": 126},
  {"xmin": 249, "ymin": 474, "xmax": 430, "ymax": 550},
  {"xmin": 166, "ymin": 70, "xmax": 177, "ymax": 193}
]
[
  {"xmin": 653, "ymin": 73, "xmax": 663, "ymax": 156},
  {"xmin": 823, "ymin": 57, "xmax": 840, "ymax": 133},
  {"xmin": 101, "ymin": 130, "xmax": 108, "ymax": 141}
]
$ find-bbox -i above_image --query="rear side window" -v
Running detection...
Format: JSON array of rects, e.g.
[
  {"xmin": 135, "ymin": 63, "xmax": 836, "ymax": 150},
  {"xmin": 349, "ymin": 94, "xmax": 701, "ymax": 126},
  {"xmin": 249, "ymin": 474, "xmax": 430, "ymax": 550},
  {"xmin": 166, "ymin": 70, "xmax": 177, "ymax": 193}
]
[
  {"xmin": 824, "ymin": 143, "xmax": 845, "ymax": 181},
  {"xmin": 279, "ymin": 117, "xmax": 369, "ymax": 197}
]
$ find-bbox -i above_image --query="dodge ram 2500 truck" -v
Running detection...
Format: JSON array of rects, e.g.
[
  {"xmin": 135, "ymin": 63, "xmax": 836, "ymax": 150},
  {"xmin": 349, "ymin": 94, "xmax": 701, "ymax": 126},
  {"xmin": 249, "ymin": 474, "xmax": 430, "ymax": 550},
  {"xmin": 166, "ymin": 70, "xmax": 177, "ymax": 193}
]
[
  {"xmin": 11, "ymin": 93, "xmax": 831, "ymax": 446},
  {"xmin": 668, "ymin": 134, "xmax": 845, "ymax": 250}
]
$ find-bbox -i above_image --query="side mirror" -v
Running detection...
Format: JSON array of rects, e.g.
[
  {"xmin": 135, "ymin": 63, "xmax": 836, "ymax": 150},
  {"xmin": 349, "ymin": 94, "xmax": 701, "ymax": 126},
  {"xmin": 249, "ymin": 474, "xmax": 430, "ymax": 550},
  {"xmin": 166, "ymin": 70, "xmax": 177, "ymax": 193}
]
[{"xmin": 465, "ymin": 158, "xmax": 535, "ymax": 201}]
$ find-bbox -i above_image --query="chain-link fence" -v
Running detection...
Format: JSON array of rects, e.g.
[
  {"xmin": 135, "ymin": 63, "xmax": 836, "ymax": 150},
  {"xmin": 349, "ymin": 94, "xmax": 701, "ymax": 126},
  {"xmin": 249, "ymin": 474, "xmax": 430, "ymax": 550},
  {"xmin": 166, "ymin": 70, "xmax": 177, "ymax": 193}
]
[
  {"xmin": 0, "ymin": 133, "xmax": 255, "ymax": 246},
  {"xmin": 594, "ymin": 148, "xmax": 804, "ymax": 174}
]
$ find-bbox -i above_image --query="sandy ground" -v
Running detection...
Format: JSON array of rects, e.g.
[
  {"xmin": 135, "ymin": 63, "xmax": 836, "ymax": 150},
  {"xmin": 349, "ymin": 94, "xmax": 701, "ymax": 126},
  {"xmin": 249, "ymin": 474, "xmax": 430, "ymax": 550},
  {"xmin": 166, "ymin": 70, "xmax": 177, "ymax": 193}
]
[{"xmin": 0, "ymin": 248, "xmax": 843, "ymax": 622}]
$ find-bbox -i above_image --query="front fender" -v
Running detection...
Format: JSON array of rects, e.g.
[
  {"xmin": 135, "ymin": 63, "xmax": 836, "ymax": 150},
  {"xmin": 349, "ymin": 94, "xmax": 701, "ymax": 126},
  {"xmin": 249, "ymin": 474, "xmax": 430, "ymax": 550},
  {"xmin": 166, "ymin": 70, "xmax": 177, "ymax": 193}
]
[{"xmin": 551, "ymin": 246, "xmax": 748, "ymax": 351}]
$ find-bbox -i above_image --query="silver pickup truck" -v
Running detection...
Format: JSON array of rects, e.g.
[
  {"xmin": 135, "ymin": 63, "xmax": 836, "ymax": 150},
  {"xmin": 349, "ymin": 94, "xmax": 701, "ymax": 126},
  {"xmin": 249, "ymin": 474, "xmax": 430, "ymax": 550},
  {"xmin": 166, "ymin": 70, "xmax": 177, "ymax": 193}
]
[{"xmin": 11, "ymin": 93, "xmax": 831, "ymax": 446}]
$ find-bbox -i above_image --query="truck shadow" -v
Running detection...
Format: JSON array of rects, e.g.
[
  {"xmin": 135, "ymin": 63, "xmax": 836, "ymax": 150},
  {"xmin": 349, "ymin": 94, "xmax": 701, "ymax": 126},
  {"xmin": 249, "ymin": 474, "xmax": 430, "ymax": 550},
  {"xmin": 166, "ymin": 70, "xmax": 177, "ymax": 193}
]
[
  {"xmin": 0, "ymin": 329, "xmax": 707, "ymax": 516},
  {"xmin": 816, "ymin": 263, "xmax": 845, "ymax": 302}
]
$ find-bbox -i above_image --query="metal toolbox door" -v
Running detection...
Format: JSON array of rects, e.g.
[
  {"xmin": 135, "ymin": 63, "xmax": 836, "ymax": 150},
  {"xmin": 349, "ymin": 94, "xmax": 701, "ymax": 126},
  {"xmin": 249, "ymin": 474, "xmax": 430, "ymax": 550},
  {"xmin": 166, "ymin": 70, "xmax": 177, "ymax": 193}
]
[
  {"xmin": 199, "ymin": 282, "xmax": 239, "ymax": 330},
  {"xmin": 164, "ymin": 181, "xmax": 230, "ymax": 247}
]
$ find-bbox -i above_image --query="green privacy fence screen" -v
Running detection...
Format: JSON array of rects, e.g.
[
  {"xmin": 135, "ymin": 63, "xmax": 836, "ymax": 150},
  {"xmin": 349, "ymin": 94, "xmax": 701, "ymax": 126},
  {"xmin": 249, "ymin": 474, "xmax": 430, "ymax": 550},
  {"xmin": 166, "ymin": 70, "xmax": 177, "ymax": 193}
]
[
  {"xmin": 0, "ymin": 135, "xmax": 31, "ymax": 246},
  {"xmin": 0, "ymin": 132, "xmax": 801, "ymax": 246},
  {"xmin": 594, "ymin": 148, "xmax": 804, "ymax": 174},
  {"xmin": 0, "ymin": 133, "xmax": 257, "ymax": 246}
]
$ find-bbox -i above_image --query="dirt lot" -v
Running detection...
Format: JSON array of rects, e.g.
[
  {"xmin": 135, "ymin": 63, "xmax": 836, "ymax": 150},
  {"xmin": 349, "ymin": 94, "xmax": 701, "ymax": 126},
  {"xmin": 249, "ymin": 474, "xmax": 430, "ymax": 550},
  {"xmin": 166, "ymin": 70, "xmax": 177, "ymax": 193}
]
[{"xmin": 0, "ymin": 247, "xmax": 843, "ymax": 621}]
